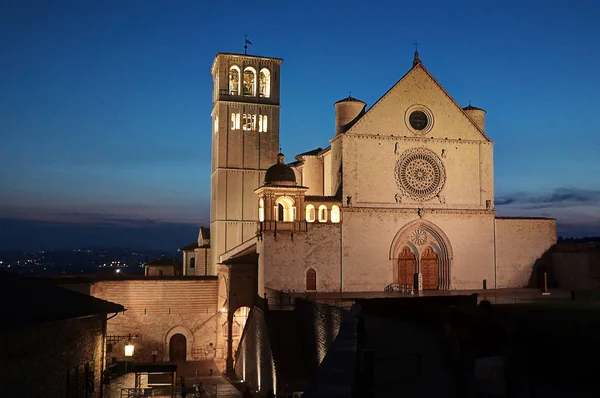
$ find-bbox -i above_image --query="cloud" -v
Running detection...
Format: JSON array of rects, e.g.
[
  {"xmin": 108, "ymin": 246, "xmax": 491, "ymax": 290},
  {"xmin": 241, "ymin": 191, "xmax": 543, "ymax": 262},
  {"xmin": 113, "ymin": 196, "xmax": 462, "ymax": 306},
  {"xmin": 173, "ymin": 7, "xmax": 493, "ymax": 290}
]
[{"xmin": 496, "ymin": 187, "xmax": 600, "ymax": 210}]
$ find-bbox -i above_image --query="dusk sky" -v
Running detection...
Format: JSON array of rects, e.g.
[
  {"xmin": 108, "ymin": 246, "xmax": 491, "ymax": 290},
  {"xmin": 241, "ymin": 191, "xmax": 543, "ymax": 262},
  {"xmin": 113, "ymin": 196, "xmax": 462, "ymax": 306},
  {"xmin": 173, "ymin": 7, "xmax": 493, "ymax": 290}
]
[{"xmin": 1, "ymin": 0, "xmax": 600, "ymax": 250}]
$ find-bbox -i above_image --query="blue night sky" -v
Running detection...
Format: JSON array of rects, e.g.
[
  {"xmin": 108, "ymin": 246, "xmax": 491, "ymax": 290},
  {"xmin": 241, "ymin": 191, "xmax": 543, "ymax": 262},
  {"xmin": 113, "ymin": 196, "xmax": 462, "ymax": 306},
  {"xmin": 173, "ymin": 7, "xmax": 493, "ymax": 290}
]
[{"xmin": 1, "ymin": 0, "xmax": 600, "ymax": 250}]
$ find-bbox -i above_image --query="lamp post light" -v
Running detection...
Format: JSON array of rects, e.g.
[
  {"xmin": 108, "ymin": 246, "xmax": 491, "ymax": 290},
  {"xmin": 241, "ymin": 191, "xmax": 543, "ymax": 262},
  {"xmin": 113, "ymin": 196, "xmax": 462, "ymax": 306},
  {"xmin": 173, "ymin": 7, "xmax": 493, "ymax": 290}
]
[{"xmin": 124, "ymin": 336, "xmax": 134, "ymax": 374}]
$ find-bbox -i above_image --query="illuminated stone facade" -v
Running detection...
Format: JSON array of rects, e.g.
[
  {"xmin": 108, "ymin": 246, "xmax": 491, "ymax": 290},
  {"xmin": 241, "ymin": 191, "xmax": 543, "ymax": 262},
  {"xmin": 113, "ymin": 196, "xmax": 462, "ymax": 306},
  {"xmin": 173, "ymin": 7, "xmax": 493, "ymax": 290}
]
[{"xmin": 210, "ymin": 50, "xmax": 556, "ymax": 296}]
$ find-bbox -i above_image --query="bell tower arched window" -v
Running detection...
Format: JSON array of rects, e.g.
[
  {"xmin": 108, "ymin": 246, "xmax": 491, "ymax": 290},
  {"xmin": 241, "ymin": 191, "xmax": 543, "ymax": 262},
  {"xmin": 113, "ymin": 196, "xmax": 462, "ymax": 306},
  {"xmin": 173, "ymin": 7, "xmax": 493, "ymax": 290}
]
[
  {"xmin": 229, "ymin": 66, "xmax": 240, "ymax": 95},
  {"xmin": 243, "ymin": 67, "xmax": 256, "ymax": 96},
  {"xmin": 259, "ymin": 68, "xmax": 271, "ymax": 98}
]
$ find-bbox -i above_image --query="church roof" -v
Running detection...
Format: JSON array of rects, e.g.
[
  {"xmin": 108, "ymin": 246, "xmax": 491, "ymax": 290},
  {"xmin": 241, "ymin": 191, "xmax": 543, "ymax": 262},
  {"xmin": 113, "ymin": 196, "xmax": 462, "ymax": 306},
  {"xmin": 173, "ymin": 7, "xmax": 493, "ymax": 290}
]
[{"xmin": 265, "ymin": 153, "xmax": 297, "ymax": 186}]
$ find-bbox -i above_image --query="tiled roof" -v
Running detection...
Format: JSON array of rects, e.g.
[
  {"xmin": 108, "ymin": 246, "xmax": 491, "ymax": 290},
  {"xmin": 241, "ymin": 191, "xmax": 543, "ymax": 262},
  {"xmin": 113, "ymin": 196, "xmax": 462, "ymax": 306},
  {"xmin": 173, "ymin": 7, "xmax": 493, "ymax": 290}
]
[
  {"xmin": 334, "ymin": 95, "xmax": 366, "ymax": 105},
  {"xmin": 0, "ymin": 271, "xmax": 125, "ymax": 332},
  {"xmin": 496, "ymin": 216, "xmax": 556, "ymax": 221},
  {"xmin": 179, "ymin": 242, "xmax": 199, "ymax": 251},
  {"xmin": 144, "ymin": 257, "xmax": 181, "ymax": 266},
  {"xmin": 295, "ymin": 148, "xmax": 323, "ymax": 159},
  {"xmin": 463, "ymin": 104, "xmax": 485, "ymax": 111},
  {"xmin": 304, "ymin": 195, "xmax": 343, "ymax": 203}
]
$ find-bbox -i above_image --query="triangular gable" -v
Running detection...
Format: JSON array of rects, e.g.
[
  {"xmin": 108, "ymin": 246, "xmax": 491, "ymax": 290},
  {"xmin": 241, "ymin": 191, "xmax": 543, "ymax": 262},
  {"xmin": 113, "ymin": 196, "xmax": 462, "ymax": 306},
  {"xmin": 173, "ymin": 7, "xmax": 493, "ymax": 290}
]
[{"xmin": 347, "ymin": 63, "xmax": 492, "ymax": 142}]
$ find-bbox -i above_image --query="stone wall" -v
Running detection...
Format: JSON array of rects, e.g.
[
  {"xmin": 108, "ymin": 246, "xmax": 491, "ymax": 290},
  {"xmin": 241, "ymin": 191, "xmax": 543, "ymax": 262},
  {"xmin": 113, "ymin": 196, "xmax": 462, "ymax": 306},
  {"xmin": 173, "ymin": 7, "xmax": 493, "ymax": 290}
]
[
  {"xmin": 0, "ymin": 314, "xmax": 105, "ymax": 398},
  {"xmin": 259, "ymin": 224, "xmax": 342, "ymax": 295},
  {"xmin": 90, "ymin": 279, "xmax": 222, "ymax": 363},
  {"xmin": 234, "ymin": 300, "xmax": 344, "ymax": 396},
  {"xmin": 495, "ymin": 218, "xmax": 557, "ymax": 288}
]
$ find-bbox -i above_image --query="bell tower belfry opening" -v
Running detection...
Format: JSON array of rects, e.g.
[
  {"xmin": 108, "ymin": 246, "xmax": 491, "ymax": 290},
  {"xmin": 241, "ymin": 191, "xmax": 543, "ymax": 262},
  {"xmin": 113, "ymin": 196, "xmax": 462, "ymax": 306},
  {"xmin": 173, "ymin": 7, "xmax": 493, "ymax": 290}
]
[{"xmin": 210, "ymin": 53, "xmax": 283, "ymax": 272}]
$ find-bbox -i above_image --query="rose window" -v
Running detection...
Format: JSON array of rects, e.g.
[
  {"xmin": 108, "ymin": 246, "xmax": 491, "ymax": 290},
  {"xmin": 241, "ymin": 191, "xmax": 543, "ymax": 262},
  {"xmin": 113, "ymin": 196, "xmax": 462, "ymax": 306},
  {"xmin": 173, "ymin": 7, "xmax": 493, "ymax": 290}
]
[
  {"xmin": 411, "ymin": 229, "xmax": 428, "ymax": 245},
  {"xmin": 395, "ymin": 148, "xmax": 446, "ymax": 201}
]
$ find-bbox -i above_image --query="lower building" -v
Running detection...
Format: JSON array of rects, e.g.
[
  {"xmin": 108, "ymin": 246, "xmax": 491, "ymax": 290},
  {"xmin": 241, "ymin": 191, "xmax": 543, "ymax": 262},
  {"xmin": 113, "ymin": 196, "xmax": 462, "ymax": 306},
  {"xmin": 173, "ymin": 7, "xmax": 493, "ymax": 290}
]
[{"xmin": 0, "ymin": 271, "xmax": 124, "ymax": 398}]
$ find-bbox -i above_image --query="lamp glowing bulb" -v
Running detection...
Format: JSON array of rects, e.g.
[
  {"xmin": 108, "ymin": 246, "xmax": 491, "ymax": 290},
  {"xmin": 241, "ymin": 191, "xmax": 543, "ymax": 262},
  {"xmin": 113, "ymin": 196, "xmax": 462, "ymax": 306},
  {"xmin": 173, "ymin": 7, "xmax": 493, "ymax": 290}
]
[{"xmin": 124, "ymin": 342, "xmax": 135, "ymax": 357}]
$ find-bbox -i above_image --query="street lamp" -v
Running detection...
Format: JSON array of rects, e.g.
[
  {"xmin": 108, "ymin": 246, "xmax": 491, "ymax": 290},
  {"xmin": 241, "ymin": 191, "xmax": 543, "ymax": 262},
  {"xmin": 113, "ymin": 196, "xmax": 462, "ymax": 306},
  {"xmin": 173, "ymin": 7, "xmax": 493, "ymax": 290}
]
[{"xmin": 124, "ymin": 336, "xmax": 134, "ymax": 374}]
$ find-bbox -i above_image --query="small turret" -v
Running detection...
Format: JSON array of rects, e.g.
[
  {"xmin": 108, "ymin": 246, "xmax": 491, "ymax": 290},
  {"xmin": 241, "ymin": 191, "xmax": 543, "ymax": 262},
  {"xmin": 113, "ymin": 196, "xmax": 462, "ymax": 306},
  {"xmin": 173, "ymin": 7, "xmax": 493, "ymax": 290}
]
[
  {"xmin": 463, "ymin": 103, "xmax": 487, "ymax": 132},
  {"xmin": 334, "ymin": 94, "xmax": 366, "ymax": 135}
]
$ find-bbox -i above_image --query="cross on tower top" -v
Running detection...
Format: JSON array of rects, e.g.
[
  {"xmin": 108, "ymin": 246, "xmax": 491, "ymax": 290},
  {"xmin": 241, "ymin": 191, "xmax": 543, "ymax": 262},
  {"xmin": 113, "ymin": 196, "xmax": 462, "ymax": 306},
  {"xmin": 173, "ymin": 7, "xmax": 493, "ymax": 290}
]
[{"xmin": 412, "ymin": 41, "xmax": 422, "ymax": 67}]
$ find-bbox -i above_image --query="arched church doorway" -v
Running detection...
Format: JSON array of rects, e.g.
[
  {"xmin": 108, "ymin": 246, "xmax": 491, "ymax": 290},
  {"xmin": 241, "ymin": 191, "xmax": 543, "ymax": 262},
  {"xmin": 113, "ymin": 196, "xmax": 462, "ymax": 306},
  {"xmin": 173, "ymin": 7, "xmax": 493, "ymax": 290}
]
[
  {"xmin": 389, "ymin": 221, "xmax": 453, "ymax": 290},
  {"xmin": 396, "ymin": 246, "xmax": 416, "ymax": 287},
  {"xmin": 169, "ymin": 333, "xmax": 187, "ymax": 361},
  {"xmin": 421, "ymin": 247, "xmax": 439, "ymax": 290}
]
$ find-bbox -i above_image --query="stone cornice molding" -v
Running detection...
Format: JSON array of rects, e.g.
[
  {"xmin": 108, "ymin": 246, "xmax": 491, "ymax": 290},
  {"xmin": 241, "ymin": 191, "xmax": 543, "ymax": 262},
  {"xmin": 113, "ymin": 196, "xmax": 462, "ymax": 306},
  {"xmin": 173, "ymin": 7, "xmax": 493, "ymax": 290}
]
[
  {"xmin": 347, "ymin": 133, "xmax": 493, "ymax": 146},
  {"xmin": 343, "ymin": 207, "xmax": 497, "ymax": 216}
]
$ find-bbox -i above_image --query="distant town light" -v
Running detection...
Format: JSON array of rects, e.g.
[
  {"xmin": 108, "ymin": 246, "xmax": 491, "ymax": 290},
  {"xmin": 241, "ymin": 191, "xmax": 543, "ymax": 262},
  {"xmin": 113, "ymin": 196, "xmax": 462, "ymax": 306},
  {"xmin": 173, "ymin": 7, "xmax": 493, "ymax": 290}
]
[{"xmin": 116, "ymin": 269, "xmax": 121, "ymax": 273}]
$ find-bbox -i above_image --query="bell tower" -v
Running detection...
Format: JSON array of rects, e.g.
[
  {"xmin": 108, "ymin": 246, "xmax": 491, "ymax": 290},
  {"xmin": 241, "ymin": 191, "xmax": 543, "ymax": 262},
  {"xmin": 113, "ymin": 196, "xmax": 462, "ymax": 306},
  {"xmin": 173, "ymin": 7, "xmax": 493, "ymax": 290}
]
[{"xmin": 209, "ymin": 53, "xmax": 283, "ymax": 272}]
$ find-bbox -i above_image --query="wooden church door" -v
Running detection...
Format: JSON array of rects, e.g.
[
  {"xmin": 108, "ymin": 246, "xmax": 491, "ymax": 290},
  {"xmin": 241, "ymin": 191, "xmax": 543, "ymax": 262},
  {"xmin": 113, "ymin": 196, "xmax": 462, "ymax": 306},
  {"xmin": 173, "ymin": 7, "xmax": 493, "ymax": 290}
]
[
  {"xmin": 421, "ymin": 247, "xmax": 439, "ymax": 290},
  {"xmin": 169, "ymin": 333, "xmax": 187, "ymax": 361},
  {"xmin": 397, "ymin": 247, "xmax": 416, "ymax": 287}
]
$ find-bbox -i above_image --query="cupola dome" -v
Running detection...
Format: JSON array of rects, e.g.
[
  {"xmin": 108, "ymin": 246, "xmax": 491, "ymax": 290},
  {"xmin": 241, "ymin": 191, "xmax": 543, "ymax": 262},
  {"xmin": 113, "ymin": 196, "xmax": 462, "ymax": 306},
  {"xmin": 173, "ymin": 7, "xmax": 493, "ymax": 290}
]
[{"xmin": 264, "ymin": 153, "xmax": 297, "ymax": 186}]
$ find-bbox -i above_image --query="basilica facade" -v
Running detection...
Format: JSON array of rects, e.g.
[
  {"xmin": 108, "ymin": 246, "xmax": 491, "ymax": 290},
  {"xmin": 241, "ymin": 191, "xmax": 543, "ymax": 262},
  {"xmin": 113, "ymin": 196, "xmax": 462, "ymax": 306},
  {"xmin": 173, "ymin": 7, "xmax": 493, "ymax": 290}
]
[{"xmin": 183, "ymin": 50, "xmax": 556, "ymax": 300}]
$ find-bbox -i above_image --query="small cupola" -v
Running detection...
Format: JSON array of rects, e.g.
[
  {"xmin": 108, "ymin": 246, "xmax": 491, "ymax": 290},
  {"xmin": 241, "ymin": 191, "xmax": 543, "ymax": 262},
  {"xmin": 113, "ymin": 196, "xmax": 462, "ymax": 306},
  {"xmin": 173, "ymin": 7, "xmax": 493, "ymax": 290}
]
[
  {"xmin": 462, "ymin": 102, "xmax": 487, "ymax": 132},
  {"xmin": 264, "ymin": 153, "xmax": 297, "ymax": 186}
]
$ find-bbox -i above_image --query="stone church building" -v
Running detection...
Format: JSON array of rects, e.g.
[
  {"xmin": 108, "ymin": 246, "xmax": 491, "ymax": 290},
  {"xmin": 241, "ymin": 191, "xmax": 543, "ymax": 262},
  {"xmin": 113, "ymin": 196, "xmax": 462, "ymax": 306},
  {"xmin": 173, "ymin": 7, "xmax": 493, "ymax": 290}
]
[
  {"xmin": 182, "ymin": 49, "xmax": 556, "ymax": 297},
  {"xmin": 86, "ymin": 49, "xmax": 556, "ymax": 379}
]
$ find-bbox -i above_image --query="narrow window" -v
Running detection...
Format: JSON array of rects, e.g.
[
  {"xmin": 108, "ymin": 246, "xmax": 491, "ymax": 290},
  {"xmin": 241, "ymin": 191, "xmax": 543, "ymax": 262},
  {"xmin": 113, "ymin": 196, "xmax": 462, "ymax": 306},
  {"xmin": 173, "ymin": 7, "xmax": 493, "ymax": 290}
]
[
  {"xmin": 331, "ymin": 205, "xmax": 341, "ymax": 223},
  {"xmin": 229, "ymin": 66, "xmax": 240, "ymax": 95},
  {"xmin": 259, "ymin": 115, "xmax": 268, "ymax": 132},
  {"xmin": 243, "ymin": 67, "xmax": 256, "ymax": 96},
  {"xmin": 258, "ymin": 198, "xmax": 265, "ymax": 222},
  {"xmin": 214, "ymin": 116, "xmax": 218, "ymax": 133},
  {"xmin": 277, "ymin": 203, "xmax": 284, "ymax": 222},
  {"xmin": 231, "ymin": 113, "xmax": 240, "ymax": 130},
  {"xmin": 190, "ymin": 257, "xmax": 196, "ymax": 269},
  {"xmin": 306, "ymin": 268, "xmax": 316, "ymax": 291},
  {"xmin": 318, "ymin": 205, "xmax": 328, "ymax": 223},
  {"xmin": 306, "ymin": 204, "xmax": 316, "ymax": 222},
  {"xmin": 259, "ymin": 68, "xmax": 271, "ymax": 98}
]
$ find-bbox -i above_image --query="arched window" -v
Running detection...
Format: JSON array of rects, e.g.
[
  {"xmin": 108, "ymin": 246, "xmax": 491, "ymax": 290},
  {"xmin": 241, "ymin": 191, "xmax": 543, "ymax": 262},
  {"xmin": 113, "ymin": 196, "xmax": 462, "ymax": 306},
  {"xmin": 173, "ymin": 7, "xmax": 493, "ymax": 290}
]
[
  {"xmin": 275, "ymin": 196, "xmax": 295, "ymax": 222},
  {"xmin": 229, "ymin": 66, "xmax": 240, "ymax": 95},
  {"xmin": 331, "ymin": 205, "xmax": 341, "ymax": 223},
  {"xmin": 243, "ymin": 67, "xmax": 256, "ymax": 96},
  {"xmin": 258, "ymin": 198, "xmax": 265, "ymax": 222},
  {"xmin": 259, "ymin": 68, "xmax": 271, "ymax": 98},
  {"xmin": 318, "ymin": 205, "xmax": 328, "ymax": 223},
  {"xmin": 190, "ymin": 257, "xmax": 196, "ymax": 269},
  {"xmin": 306, "ymin": 268, "xmax": 316, "ymax": 291},
  {"xmin": 305, "ymin": 204, "xmax": 316, "ymax": 222}
]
